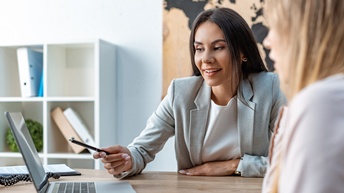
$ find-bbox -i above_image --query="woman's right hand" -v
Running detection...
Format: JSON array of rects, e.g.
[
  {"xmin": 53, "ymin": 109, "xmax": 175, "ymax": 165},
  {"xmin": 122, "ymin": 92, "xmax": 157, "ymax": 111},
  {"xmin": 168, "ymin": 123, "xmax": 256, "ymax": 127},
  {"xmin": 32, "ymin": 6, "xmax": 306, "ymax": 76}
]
[{"xmin": 93, "ymin": 145, "xmax": 132, "ymax": 175}]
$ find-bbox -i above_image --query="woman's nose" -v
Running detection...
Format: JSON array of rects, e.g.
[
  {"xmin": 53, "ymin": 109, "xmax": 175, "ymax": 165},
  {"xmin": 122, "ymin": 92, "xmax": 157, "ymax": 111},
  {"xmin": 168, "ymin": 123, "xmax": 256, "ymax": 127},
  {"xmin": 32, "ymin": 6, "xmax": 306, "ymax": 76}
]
[
  {"xmin": 263, "ymin": 32, "xmax": 271, "ymax": 50},
  {"xmin": 202, "ymin": 54, "xmax": 215, "ymax": 63}
]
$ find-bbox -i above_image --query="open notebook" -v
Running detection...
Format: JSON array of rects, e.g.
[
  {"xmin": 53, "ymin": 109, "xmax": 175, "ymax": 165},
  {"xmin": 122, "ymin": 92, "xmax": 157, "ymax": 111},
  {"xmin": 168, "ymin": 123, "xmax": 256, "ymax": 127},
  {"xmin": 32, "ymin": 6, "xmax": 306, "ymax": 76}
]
[{"xmin": 0, "ymin": 164, "xmax": 80, "ymax": 176}]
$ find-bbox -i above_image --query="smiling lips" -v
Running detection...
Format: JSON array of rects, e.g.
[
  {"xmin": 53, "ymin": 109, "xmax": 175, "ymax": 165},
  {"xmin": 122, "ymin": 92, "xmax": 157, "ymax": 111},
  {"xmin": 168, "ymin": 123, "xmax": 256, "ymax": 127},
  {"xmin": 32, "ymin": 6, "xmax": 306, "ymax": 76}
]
[{"xmin": 203, "ymin": 68, "xmax": 221, "ymax": 77}]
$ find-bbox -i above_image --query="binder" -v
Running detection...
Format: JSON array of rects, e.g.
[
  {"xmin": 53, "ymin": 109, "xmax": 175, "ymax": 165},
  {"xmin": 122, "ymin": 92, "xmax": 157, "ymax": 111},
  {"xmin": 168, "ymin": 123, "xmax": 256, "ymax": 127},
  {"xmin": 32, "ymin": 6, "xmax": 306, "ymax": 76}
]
[
  {"xmin": 38, "ymin": 71, "xmax": 44, "ymax": 97},
  {"xmin": 63, "ymin": 107, "xmax": 96, "ymax": 153},
  {"xmin": 51, "ymin": 107, "xmax": 85, "ymax": 154},
  {"xmin": 17, "ymin": 47, "xmax": 43, "ymax": 97}
]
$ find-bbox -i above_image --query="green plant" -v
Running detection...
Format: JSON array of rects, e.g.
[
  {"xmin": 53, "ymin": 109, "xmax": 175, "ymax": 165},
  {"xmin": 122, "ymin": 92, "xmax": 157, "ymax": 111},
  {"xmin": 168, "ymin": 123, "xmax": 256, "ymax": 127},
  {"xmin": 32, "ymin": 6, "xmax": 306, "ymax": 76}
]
[{"xmin": 6, "ymin": 119, "xmax": 43, "ymax": 152}]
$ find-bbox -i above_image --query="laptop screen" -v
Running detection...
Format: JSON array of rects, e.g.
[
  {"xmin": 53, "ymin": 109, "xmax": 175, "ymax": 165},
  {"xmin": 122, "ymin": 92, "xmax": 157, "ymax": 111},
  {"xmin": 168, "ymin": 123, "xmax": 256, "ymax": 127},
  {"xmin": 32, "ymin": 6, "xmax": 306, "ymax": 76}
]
[{"xmin": 5, "ymin": 112, "xmax": 49, "ymax": 193}]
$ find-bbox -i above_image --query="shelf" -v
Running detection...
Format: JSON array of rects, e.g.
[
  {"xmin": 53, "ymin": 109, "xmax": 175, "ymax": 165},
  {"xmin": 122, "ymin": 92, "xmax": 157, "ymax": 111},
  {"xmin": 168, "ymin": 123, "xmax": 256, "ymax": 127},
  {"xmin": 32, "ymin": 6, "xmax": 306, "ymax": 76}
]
[
  {"xmin": 46, "ymin": 153, "xmax": 93, "ymax": 159},
  {"xmin": 0, "ymin": 97, "xmax": 95, "ymax": 102},
  {"xmin": 0, "ymin": 39, "xmax": 116, "ymax": 170},
  {"xmin": 0, "ymin": 97, "xmax": 45, "ymax": 102},
  {"xmin": 0, "ymin": 152, "xmax": 43, "ymax": 158},
  {"xmin": 46, "ymin": 97, "xmax": 95, "ymax": 102}
]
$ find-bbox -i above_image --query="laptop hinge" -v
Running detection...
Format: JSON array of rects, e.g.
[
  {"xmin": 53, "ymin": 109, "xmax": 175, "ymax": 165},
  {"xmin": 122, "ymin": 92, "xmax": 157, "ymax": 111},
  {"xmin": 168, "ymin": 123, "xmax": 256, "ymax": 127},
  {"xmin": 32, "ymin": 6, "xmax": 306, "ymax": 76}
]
[{"xmin": 38, "ymin": 174, "xmax": 50, "ymax": 193}]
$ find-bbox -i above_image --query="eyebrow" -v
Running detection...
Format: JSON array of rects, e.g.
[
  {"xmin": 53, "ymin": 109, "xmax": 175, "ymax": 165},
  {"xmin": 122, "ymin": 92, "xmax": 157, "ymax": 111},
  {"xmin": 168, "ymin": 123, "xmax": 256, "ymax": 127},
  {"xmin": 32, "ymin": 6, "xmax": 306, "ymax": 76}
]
[{"xmin": 194, "ymin": 39, "xmax": 226, "ymax": 45}]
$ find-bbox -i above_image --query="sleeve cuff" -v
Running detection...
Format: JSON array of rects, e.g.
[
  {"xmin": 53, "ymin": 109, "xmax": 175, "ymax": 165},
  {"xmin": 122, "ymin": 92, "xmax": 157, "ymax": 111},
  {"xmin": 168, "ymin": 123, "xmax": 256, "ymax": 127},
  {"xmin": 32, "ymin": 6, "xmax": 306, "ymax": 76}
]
[
  {"xmin": 234, "ymin": 157, "xmax": 243, "ymax": 176},
  {"xmin": 113, "ymin": 171, "xmax": 129, "ymax": 179}
]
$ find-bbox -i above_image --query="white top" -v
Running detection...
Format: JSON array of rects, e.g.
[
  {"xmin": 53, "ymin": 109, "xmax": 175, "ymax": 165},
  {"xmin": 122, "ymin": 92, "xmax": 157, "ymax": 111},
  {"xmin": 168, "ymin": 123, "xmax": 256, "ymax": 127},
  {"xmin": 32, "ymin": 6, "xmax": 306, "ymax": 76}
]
[
  {"xmin": 263, "ymin": 74, "xmax": 344, "ymax": 193},
  {"xmin": 262, "ymin": 106, "xmax": 288, "ymax": 193},
  {"xmin": 201, "ymin": 97, "xmax": 241, "ymax": 163}
]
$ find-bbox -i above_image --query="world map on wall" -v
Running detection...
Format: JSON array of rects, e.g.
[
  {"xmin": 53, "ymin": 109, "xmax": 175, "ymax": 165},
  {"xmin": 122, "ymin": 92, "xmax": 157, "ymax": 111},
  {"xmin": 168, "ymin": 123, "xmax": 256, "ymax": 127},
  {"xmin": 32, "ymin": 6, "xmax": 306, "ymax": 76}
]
[{"xmin": 162, "ymin": 0, "xmax": 272, "ymax": 96}]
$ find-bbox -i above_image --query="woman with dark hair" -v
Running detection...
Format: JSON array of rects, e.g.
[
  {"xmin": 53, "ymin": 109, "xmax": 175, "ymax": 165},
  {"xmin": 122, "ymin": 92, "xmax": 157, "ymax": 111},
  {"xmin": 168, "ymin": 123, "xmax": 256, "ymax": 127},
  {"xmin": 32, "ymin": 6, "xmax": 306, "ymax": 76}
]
[{"xmin": 93, "ymin": 7, "xmax": 286, "ymax": 178}]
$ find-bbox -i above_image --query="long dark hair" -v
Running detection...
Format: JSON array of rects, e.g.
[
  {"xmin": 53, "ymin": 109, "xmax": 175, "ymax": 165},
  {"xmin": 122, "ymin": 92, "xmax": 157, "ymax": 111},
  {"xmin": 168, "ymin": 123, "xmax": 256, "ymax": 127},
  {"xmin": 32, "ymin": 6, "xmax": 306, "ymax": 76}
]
[{"xmin": 190, "ymin": 8, "xmax": 268, "ymax": 82}]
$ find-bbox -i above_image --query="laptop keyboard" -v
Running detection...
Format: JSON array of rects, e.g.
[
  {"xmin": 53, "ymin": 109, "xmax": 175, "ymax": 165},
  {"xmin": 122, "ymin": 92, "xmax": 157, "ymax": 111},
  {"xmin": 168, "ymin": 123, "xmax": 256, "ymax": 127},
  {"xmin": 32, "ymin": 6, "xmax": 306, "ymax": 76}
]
[{"xmin": 52, "ymin": 182, "xmax": 96, "ymax": 193}]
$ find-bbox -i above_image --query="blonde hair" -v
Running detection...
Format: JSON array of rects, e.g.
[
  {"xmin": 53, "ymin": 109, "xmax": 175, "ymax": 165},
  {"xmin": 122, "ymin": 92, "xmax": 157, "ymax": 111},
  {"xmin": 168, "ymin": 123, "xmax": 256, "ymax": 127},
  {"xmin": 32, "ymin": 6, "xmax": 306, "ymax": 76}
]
[
  {"xmin": 265, "ymin": 0, "xmax": 344, "ymax": 100},
  {"xmin": 264, "ymin": 1, "xmax": 344, "ymax": 192}
]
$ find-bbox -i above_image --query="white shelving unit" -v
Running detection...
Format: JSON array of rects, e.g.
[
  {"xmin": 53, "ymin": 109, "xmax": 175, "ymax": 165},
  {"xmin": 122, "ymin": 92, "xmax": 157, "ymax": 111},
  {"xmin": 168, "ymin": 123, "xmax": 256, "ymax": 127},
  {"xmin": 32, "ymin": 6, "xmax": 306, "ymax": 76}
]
[{"xmin": 0, "ymin": 39, "xmax": 116, "ymax": 169}]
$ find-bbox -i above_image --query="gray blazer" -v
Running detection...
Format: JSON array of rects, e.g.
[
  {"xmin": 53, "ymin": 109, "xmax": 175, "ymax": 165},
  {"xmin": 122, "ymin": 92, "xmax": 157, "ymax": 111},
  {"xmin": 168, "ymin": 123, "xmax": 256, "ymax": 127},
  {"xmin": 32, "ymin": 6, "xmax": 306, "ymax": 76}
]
[{"xmin": 126, "ymin": 72, "xmax": 286, "ymax": 177}]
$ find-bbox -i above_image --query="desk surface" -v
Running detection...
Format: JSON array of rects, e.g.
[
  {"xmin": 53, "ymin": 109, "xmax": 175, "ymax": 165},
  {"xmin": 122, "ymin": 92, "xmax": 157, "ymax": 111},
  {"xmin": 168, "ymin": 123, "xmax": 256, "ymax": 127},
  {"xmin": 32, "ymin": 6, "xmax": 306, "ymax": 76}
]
[{"xmin": 0, "ymin": 169, "xmax": 263, "ymax": 193}]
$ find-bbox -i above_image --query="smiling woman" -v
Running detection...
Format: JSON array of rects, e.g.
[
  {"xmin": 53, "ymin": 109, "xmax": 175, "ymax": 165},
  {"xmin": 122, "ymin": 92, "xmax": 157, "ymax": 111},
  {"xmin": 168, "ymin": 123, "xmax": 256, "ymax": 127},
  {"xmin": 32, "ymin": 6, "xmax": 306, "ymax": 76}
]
[
  {"xmin": 92, "ymin": 7, "xmax": 287, "ymax": 179},
  {"xmin": 163, "ymin": 1, "xmax": 274, "ymax": 98},
  {"xmin": 189, "ymin": 8, "xmax": 270, "ymax": 106},
  {"xmin": 193, "ymin": 21, "xmax": 237, "ymax": 105}
]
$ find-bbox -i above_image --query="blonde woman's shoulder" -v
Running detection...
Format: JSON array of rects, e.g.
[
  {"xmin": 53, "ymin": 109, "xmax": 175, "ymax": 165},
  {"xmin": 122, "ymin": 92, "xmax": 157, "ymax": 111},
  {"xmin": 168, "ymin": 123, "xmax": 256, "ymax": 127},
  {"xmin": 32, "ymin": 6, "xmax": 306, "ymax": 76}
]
[{"xmin": 292, "ymin": 73, "xmax": 344, "ymax": 107}]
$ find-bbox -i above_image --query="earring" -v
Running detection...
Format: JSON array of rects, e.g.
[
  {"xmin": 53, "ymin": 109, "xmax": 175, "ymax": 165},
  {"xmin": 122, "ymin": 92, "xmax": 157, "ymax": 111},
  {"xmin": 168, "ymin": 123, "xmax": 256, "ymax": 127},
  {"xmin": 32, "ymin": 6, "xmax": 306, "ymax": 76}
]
[{"xmin": 242, "ymin": 57, "xmax": 248, "ymax": 62}]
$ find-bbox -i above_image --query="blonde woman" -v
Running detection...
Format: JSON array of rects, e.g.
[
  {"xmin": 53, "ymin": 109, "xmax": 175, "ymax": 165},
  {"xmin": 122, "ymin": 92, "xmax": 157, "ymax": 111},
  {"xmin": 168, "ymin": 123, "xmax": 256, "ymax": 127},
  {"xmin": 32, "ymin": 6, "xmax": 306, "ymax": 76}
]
[{"xmin": 262, "ymin": 0, "xmax": 344, "ymax": 193}]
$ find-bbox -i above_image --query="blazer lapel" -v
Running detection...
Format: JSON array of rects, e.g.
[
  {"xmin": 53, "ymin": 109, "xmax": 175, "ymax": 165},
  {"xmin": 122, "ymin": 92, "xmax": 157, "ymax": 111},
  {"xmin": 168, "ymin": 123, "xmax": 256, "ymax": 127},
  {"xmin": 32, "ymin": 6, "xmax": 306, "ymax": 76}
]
[
  {"xmin": 237, "ymin": 78, "xmax": 256, "ymax": 155},
  {"xmin": 189, "ymin": 81, "xmax": 211, "ymax": 166}
]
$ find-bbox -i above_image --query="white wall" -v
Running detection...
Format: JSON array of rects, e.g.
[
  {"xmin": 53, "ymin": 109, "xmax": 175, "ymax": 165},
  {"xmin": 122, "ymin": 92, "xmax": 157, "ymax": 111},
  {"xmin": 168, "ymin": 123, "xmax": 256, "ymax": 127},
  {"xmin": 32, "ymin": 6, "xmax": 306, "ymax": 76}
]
[{"xmin": 0, "ymin": 0, "xmax": 176, "ymax": 171}]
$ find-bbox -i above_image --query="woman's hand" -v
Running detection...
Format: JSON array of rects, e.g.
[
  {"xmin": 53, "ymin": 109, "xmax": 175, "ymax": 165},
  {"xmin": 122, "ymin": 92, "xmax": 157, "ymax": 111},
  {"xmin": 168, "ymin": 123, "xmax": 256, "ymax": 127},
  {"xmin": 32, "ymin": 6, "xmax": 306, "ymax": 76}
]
[
  {"xmin": 93, "ymin": 145, "xmax": 132, "ymax": 175},
  {"xmin": 178, "ymin": 159, "xmax": 240, "ymax": 176}
]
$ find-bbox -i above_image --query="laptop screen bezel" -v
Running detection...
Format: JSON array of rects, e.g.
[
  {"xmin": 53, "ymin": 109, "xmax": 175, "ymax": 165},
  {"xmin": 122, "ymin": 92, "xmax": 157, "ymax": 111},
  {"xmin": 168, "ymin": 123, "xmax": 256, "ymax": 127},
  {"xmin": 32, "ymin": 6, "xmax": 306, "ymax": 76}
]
[{"xmin": 5, "ymin": 112, "xmax": 50, "ymax": 193}]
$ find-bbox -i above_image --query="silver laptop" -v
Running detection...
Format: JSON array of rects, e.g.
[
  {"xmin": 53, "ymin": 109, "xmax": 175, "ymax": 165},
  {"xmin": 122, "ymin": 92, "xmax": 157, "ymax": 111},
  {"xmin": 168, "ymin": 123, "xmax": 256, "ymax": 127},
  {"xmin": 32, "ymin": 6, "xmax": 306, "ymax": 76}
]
[{"xmin": 5, "ymin": 112, "xmax": 136, "ymax": 193}]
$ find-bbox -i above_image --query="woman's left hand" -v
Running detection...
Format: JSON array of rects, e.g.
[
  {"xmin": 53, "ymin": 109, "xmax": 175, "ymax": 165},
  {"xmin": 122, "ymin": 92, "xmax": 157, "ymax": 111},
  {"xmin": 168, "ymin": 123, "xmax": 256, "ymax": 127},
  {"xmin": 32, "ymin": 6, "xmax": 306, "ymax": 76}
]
[{"xmin": 178, "ymin": 159, "xmax": 240, "ymax": 176}]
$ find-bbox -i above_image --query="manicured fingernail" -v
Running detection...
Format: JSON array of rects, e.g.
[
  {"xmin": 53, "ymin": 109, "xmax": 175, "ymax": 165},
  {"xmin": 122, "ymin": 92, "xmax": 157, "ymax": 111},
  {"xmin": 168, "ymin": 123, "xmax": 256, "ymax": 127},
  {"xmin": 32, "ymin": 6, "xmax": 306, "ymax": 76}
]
[
  {"xmin": 100, "ymin": 152, "xmax": 106, "ymax": 157},
  {"xmin": 122, "ymin": 154, "xmax": 131, "ymax": 161},
  {"xmin": 179, "ymin": 170, "xmax": 186, "ymax": 174}
]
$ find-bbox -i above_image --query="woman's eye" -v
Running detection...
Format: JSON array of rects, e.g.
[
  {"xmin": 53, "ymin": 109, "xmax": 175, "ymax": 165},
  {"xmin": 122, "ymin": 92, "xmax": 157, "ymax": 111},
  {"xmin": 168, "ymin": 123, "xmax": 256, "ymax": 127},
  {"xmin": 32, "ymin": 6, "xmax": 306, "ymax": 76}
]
[
  {"xmin": 195, "ymin": 48, "xmax": 204, "ymax": 52},
  {"xmin": 214, "ymin": 46, "xmax": 224, "ymax": 50}
]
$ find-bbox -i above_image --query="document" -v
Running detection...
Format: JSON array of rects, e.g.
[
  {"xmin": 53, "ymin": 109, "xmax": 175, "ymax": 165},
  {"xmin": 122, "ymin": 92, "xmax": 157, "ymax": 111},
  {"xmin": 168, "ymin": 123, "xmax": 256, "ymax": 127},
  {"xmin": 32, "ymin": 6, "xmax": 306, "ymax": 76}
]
[{"xmin": 0, "ymin": 164, "xmax": 80, "ymax": 176}]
